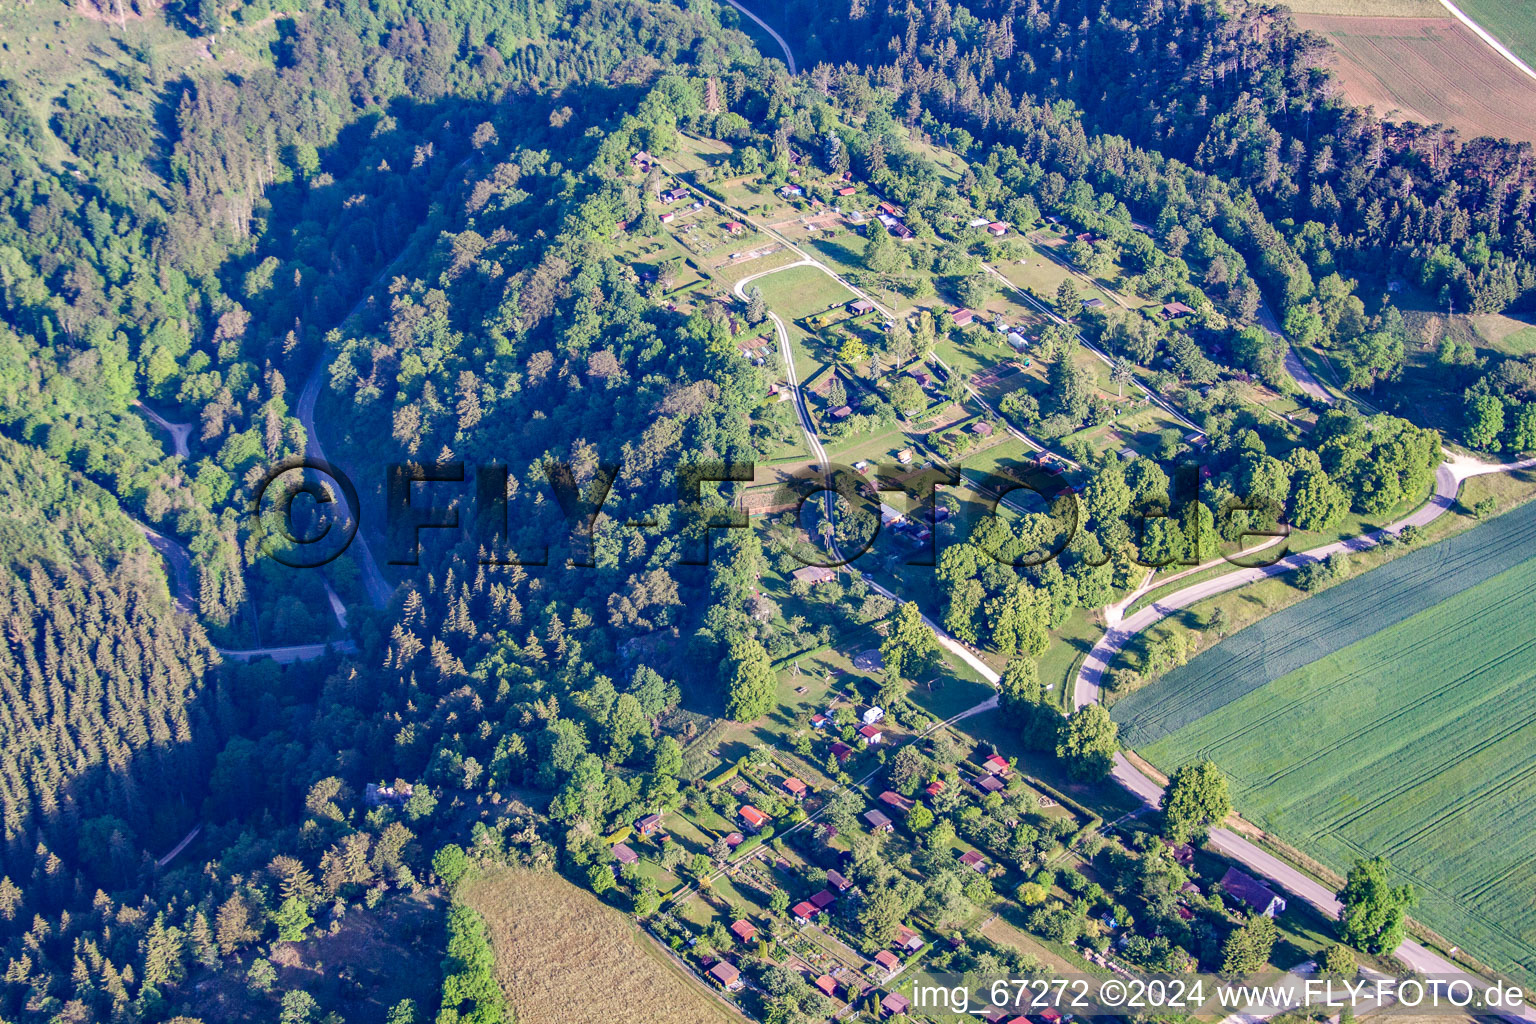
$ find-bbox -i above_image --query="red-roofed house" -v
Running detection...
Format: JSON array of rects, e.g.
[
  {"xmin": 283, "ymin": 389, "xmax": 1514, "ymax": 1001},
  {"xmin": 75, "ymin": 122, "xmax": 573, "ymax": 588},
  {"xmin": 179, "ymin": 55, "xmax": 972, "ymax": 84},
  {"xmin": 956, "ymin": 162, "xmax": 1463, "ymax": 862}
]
[
  {"xmin": 792, "ymin": 901, "xmax": 819, "ymax": 924},
  {"xmin": 858, "ymin": 725, "xmax": 883, "ymax": 746},
  {"xmin": 881, "ymin": 991, "xmax": 912, "ymax": 1016},
  {"xmin": 925, "ymin": 780, "xmax": 945, "ymax": 797},
  {"xmin": 950, "ymin": 308, "xmax": 975, "ymax": 327},
  {"xmin": 612, "ymin": 843, "xmax": 638, "ymax": 865},
  {"xmin": 811, "ymin": 712, "xmax": 830, "ymax": 730},
  {"xmin": 872, "ymin": 950, "xmax": 901, "ymax": 976},
  {"xmin": 815, "ymin": 974, "xmax": 838, "ymax": 998},
  {"xmin": 783, "ymin": 777, "xmax": 808, "ymax": 800},
  {"xmin": 725, "ymin": 221, "xmax": 744, "ymax": 235},
  {"xmin": 959, "ymin": 849, "xmax": 987, "ymax": 872},
  {"xmin": 893, "ymin": 925, "xmax": 922, "ymax": 951},
  {"xmin": 879, "ymin": 791, "xmax": 915, "ymax": 813},
  {"xmin": 731, "ymin": 919, "xmax": 758, "ymax": 943},
  {"xmin": 710, "ymin": 961, "xmax": 743, "ymax": 991},
  {"xmin": 810, "ymin": 889, "xmax": 836, "ymax": 910},
  {"xmin": 830, "ymin": 741, "xmax": 855, "ymax": 763},
  {"xmin": 636, "ymin": 813, "xmax": 663, "ymax": 836},
  {"xmin": 836, "ymin": 186, "xmax": 857, "ymax": 197},
  {"xmin": 988, "ymin": 221, "xmax": 1008, "ymax": 236},
  {"xmin": 725, "ymin": 832, "xmax": 744, "ymax": 847},
  {"xmin": 1220, "ymin": 867, "xmax": 1287, "ymax": 917},
  {"xmin": 740, "ymin": 805, "xmax": 770, "ymax": 831},
  {"xmin": 982, "ymin": 754, "xmax": 1010, "ymax": 775}
]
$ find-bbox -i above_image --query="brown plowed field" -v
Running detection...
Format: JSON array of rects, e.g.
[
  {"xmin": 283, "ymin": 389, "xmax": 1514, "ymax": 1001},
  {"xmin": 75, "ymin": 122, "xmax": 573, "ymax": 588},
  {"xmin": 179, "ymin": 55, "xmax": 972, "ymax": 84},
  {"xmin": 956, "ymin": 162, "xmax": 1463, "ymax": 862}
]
[{"xmin": 1297, "ymin": 14, "xmax": 1536, "ymax": 142}]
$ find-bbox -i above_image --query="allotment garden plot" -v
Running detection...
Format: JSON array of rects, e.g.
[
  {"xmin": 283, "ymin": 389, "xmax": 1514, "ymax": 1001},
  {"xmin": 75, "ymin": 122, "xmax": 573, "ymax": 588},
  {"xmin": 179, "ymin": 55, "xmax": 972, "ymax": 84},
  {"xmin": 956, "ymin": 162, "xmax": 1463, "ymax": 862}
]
[{"xmin": 1138, "ymin": 550, "xmax": 1536, "ymax": 985}]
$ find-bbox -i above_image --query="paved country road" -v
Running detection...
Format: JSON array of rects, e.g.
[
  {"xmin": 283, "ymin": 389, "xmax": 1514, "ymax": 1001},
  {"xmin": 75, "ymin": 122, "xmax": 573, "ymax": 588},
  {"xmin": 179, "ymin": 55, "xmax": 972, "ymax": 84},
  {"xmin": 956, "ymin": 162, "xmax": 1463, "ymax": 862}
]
[
  {"xmin": 1073, "ymin": 448, "xmax": 1536, "ymax": 1017},
  {"xmin": 720, "ymin": 0, "xmax": 796, "ymax": 74},
  {"xmin": 1074, "ymin": 450, "xmax": 1536, "ymax": 707},
  {"xmin": 723, "ymin": 182, "xmax": 1536, "ymax": 995},
  {"xmin": 1436, "ymin": 0, "xmax": 1536, "ymax": 83},
  {"xmin": 719, "ymin": 293, "xmax": 1536, "ymax": 1009}
]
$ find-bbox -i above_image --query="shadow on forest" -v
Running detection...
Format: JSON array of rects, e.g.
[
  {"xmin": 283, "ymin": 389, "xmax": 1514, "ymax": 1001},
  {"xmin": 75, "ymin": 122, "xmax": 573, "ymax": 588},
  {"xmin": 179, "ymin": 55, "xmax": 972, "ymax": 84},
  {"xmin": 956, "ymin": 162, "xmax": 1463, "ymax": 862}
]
[{"xmin": 17, "ymin": 77, "xmax": 650, "ymax": 909}]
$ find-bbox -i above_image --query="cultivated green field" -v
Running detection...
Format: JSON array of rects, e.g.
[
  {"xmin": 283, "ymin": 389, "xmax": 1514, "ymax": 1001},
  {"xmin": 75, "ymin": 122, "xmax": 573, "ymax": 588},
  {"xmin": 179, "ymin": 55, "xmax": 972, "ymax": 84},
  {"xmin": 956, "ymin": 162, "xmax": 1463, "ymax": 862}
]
[
  {"xmin": 1114, "ymin": 493, "xmax": 1536, "ymax": 745},
  {"xmin": 1140, "ymin": 551, "xmax": 1536, "ymax": 984},
  {"xmin": 1453, "ymin": 0, "xmax": 1536, "ymax": 68}
]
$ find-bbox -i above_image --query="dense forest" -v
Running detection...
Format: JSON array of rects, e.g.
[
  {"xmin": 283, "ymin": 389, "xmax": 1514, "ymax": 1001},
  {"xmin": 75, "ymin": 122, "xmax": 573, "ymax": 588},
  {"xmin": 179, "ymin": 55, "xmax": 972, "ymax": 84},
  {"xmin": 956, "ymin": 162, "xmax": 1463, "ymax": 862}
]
[
  {"xmin": 780, "ymin": 0, "xmax": 1536, "ymax": 315},
  {"xmin": 0, "ymin": 0, "xmax": 1526, "ymax": 1019}
]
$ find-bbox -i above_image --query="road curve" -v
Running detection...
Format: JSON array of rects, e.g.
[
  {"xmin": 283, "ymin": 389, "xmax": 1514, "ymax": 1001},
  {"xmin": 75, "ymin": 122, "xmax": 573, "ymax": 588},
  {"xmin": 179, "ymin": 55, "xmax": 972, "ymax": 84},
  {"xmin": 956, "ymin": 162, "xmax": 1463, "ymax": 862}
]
[
  {"xmin": 290, "ymin": 151, "xmax": 481, "ymax": 611},
  {"xmin": 297, "ymin": 352, "xmax": 393, "ymax": 610},
  {"xmin": 1075, "ymin": 452, "xmax": 1536, "ymax": 707},
  {"xmin": 135, "ymin": 515, "xmax": 355, "ymax": 663},
  {"xmin": 1073, "ymin": 450, "xmax": 1536, "ymax": 1011},
  {"xmin": 720, "ymin": 0, "xmax": 796, "ymax": 74},
  {"xmin": 710, "ymin": 161, "xmax": 1536, "ymax": 996}
]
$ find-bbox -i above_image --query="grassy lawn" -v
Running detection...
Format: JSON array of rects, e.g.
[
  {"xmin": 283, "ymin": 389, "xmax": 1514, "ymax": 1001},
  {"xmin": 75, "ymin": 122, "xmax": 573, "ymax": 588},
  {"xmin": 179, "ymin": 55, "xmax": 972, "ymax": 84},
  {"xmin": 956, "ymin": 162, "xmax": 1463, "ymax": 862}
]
[
  {"xmin": 982, "ymin": 915, "xmax": 1102, "ymax": 975},
  {"xmin": 668, "ymin": 132, "xmax": 735, "ymax": 173},
  {"xmin": 1029, "ymin": 233, "xmax": 1145, "ymax": 310},
  {"xmin": 822, "ymin": 423, "xmax": 920, "ymax": 466},
  {"xmin": 1065, "ymin": 401, "xmax": 1187, "ymax": 461},
  {"xmin": 935, "ymin": 329, "xmax": 1033, "ymax": 384},
  {"xmin": 905, "ymin": 651, "xmax": 996, "ymax": 723},
  {"xmin": 956, "ymin": 435, "xmax": 1040, "ymax": 484},
  {"xmin": 995, "ymin": 240, "xmax": 1112, "ymax": 308},
  {"xmin": 951, "ymin": 710, "xmax": 1141, "ymax": 821},
  {"xmin": 1037, "ymin": 607, "xmax": 1105, "ymax": 712},
  {"xmin": 750, "ymin": 263, "xmax": 856, "ymax": 379},
  {"xmin": 797, "ymin": 234, "xmax": 916, "ymax": 315},
  {"xmin": 709, "ymin": 244, "xmax": 801, "ymax": 288}
]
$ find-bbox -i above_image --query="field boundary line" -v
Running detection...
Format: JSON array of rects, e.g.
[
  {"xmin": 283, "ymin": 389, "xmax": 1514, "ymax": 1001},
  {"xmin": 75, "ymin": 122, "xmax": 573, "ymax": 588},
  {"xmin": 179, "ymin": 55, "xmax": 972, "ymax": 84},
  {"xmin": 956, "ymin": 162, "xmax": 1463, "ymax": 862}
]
[{"xmin": 1435, "ymin": 0, "xmax": 1536, "ymax": 83}]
